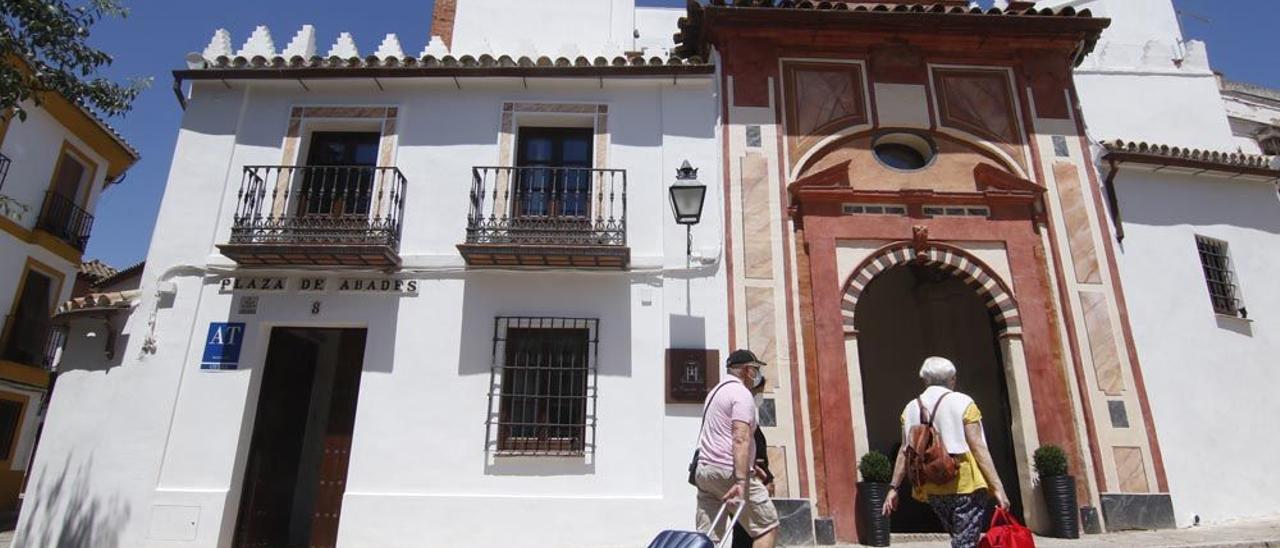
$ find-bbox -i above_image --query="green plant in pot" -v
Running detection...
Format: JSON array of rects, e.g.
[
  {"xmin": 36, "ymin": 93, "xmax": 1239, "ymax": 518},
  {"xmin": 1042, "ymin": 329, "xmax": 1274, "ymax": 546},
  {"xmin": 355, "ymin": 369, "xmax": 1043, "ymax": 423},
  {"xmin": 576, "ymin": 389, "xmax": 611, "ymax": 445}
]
[
  {"xmin": 1034, "ymin": 445, "xmax": 1079, "ymax": 539},
  {"xmin": 857, "ymin": 451, "xmax": 893, "ymax": 547}
]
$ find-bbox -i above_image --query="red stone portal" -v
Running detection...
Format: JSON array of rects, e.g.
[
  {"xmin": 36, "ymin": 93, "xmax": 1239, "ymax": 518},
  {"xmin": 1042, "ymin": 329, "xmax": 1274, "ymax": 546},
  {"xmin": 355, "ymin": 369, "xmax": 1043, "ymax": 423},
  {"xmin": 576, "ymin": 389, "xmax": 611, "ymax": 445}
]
[{"xmin": 680, "ymin": 2, "xmax": 1168, "ymax": 543}]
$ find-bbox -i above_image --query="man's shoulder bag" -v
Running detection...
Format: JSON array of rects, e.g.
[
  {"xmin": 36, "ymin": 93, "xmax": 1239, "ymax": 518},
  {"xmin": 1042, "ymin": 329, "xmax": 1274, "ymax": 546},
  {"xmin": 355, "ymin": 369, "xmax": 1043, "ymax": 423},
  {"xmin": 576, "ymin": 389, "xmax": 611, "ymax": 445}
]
[
  {"xmin": 688, "ymin": 382, "xmax": 731, "ymax": 486},
  {"xmin": 905, "ymin": 392, "xmax": 960, "ymax": 488}
]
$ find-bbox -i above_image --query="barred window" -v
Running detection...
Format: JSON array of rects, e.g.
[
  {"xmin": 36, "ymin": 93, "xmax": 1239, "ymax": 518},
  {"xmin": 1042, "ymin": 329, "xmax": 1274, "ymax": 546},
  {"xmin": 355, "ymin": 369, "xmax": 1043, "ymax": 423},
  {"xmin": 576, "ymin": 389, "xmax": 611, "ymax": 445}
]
[
  {"xmin": 1195, "ymin": 236, "xmax": 1245, "ymax": 317},
  {"xmin": 486, "ymin": 317, "xmax": 598, "ymax": 456}
]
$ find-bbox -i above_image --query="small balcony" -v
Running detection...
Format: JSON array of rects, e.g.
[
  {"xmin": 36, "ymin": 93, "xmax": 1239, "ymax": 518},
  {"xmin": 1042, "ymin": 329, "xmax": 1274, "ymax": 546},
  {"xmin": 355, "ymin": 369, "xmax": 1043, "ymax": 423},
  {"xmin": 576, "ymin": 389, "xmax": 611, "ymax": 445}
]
[
  {"xmin": 1, "ymin": 314, "xmax": 63, "ymax": 370},
  {"xmin": 218, "ymin": 165, "xmax": 406, "ymax": 268},
  {"xmin": 36, "ymin": 191, "xmax": 94, "ymax": 252},
  {"xmin": 459, "ymin": 166, "xmax": 628, "ymax": 269}
]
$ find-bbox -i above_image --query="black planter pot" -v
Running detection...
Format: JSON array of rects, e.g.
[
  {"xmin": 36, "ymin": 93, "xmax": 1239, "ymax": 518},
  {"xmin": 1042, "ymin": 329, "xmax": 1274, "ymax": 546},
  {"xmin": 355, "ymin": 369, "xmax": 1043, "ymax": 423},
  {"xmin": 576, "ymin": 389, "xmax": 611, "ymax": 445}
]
[
  {"xmin": 1041, "ymin": 475, "xmax": 1080, "ymax": 539},
  {"xmin": 857, "ymin": 482, "xmax": 892, "ymax": 547}
]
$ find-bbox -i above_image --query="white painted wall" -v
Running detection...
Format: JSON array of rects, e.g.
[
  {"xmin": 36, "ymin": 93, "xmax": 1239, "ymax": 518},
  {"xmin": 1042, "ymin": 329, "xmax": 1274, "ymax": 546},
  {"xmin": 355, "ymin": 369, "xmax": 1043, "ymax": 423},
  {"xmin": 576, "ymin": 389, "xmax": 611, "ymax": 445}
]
[
  {"xmin": 0, "ymin": 100, "xmax": 111, "ymax": 309},
  {"xmin": 1068, "ymin": 0, "xmax": 1237, "ymax": 150},
  {"xmin": 17, "ymin": 72, "xmax": 728, "ymax": 548},
  {"xmin": 1110, "ymin": 168, "xmax": 1280, "ymax": 527},
  {"xmin": 0, "ymin": 102, "xmax": 111, "ymax": 234},
  {"xmin": 449, "ymin": 0, "xmax": 636, "ymax": 57},
  {"xmin": 1067, "ymin": 0, "xmax": 1280, "ymax": 529}
]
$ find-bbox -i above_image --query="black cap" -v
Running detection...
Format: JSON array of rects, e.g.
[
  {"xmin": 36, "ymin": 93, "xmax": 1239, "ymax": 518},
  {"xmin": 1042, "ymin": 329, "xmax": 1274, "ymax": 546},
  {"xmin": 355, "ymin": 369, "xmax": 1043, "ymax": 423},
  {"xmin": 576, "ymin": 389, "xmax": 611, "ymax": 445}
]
[{"xmin": 726, "ymin": 349, "xmax": 766, "ymax": 368}]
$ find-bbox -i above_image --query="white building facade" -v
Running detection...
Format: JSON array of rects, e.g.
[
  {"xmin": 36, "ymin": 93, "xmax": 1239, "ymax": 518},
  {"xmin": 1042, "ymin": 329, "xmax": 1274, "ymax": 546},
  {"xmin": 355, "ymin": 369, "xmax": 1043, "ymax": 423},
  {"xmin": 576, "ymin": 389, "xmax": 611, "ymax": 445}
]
[
  {"xmin": 0, "ymin": 72, "xmax": 138, "ymax": 518},
  {"xmin": 1059, "ymin": 0, "xmax": 1280, "ymax": 529},
  {"xmin": 15, "ymin": 2, "xmax": 730, "ymax": 547}
]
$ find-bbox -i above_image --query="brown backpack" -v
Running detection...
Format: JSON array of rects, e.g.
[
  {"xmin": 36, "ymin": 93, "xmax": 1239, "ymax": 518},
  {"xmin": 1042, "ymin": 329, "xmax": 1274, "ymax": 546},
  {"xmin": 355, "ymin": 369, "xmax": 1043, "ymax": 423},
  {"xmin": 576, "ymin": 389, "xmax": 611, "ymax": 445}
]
[{"xmin": 905, "ymin": 392, "xmax": 959, "ymax": 488}]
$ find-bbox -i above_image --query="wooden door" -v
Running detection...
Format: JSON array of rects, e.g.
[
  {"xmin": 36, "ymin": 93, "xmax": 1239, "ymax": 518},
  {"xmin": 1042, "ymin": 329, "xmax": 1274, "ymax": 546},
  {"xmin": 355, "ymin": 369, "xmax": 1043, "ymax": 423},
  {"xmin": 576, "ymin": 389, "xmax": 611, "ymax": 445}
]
[
  {"xmin": 308, "ymin": 329, "xmax": 367, "ymax": 548},
  {"xmin": 233, "ymin": 330, "xmax": 319, "ymax": 548}
]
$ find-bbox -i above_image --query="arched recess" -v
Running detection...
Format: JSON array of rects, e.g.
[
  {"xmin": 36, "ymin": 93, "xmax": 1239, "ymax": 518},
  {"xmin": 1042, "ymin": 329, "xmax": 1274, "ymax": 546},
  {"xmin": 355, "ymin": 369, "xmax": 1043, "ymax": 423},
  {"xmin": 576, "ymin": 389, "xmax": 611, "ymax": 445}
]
[
  {"xmin": 793, "ymin": 127, "xmax": 1030, "ymax": 184},
  {"xmin": 836, "ymin": 240, "xmax": 1047, "ymax": 532},
  {"xmin": 841, "ymin": 242, "xmax": 1022, "ymax": 336}
]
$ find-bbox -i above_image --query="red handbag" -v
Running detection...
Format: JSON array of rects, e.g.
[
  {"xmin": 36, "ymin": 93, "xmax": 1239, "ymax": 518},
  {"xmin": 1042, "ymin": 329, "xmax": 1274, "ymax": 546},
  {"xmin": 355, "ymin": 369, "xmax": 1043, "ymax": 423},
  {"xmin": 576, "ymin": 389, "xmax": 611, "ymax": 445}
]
[{"xmin": 980, "ymin": 508, "xmax": 1036, "ymax": 548}]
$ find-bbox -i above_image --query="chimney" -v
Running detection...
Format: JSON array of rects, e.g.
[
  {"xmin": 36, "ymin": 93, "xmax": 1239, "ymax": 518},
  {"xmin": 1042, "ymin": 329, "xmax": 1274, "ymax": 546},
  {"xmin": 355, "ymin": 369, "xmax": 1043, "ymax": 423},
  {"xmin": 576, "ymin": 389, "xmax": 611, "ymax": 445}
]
[{"xmin": 431, "ymin": 0, "xmax": 458, "ymax": 50}]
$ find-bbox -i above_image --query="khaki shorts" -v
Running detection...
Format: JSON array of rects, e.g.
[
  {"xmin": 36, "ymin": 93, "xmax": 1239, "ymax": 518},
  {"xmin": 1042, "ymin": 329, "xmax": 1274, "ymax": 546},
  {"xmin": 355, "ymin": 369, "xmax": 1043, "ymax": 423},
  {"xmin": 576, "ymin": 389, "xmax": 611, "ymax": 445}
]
[{"xmin": 694, "ymin": 463, "xmax": 780, "ymax": 540}]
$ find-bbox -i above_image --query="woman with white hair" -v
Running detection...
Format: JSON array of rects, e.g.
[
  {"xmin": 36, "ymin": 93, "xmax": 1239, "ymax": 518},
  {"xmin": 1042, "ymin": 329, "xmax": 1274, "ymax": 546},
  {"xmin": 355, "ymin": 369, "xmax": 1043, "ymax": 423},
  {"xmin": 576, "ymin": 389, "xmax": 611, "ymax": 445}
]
[{"xmin": 881, "ymin": 356, "xmax": 1010, "ymax": 548}]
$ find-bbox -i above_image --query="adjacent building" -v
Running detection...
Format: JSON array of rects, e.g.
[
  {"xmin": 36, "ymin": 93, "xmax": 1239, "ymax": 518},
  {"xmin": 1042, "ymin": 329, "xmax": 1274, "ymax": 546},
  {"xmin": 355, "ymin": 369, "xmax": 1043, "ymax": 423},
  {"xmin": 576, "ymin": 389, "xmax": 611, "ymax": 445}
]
[
  {"xmin": 0, "ymin": 64, "xmax": 138, "ymax": 517},
  {"xmin": 14, "ymin": 0, "xmax": 1280, "ymax": 547},
  {"xmin": 1062, "ymin": 0, "xmax": 1280, "ymax": 528},
  {"xmin": 17, "ymin": 2, "xmax": 725, "ymax": 547}
]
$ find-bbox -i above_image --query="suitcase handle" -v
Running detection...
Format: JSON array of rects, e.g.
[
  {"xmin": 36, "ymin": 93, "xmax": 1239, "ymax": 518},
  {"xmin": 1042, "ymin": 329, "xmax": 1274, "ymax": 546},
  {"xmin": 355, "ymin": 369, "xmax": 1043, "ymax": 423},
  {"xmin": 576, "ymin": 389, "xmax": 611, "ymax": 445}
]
[{"xmin": 704, "ymin": 500, "xmax": 747, "ymax": 548}]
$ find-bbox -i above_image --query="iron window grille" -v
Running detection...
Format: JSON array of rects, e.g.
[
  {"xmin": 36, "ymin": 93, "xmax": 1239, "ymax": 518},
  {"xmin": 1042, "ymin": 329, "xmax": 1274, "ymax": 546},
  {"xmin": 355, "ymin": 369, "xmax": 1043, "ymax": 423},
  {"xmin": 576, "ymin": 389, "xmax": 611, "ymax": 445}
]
[
  {"xmin": 485, "ymin": 317, "xmax": 599, "ymax": 456},
  {"xmin": 1195, "ymin": 235, "xmax": 1245, "ymax": 317}
]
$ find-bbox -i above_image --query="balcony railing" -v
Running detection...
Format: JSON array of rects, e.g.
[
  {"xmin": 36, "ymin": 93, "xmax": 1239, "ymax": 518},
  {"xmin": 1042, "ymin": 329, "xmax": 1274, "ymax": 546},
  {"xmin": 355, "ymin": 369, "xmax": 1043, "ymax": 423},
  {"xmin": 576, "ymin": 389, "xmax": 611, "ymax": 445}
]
[
  {"xmin": 36, "ymin": 191, "xmax": 94, "ymax": 252},
  {"xmin": 459, "ymin": 166, "xmax": 628, "ymax": 268},
  {"xmin": 219, "ymin": 165, "xmax": 406, "ymax": 268},
  {"xmin": 1, "ymin": 314, "xmax": 62, "ymax": 370},
  {"xmin": 0, "ymin": 152, "xmax": 10, "ymax": 191}
]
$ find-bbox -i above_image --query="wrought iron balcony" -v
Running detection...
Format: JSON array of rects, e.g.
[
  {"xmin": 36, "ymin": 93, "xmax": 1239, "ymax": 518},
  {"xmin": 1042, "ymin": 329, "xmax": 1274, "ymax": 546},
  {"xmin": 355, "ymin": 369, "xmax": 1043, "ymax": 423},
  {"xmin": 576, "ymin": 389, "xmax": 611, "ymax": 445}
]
[
  {"xmin": 1, "ymin": 314, "xmax": 63, "ymax": 370},
  {"xmin": 459, "ymin": 166, "xmax": 628, "ymax": 268},
  {"xmin": 218, "ymin": 165, "xmax": 406, "ymax": 268},
  {"xmin": 36, "ymin": 191, "xmax": 94, "ymax": 252},
  {"xmin": 0, "ymin": 152, "xmax": 10, "ymax": 191}
]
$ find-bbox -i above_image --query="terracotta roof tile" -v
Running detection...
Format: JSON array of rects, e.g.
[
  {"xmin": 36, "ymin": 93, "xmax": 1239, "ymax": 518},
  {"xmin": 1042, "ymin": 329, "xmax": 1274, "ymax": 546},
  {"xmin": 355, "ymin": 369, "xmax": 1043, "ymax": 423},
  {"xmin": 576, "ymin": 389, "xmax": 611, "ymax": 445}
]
[
  {"xmin": 1103, "ymin": 140, "xmax": 1276, "ymax": 171},
  {"xmin": 78, "ymin": 259, "xmax": 118, "ymax": 283},
  {"xmin": 185, "ymin": 27, "xmax": 709, "ymax": 75},
  {"xmin": 55, "ymin": 290, "xmax": 140, "ymax": 318}
]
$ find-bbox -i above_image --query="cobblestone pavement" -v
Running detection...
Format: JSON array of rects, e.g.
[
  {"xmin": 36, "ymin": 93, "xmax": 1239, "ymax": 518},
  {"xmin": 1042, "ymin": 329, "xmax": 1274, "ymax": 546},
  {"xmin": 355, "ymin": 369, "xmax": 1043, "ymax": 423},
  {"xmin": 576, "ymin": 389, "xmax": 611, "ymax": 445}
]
[{"xmin": 848, "ymin": 516, "xmax": 1280, "ymax": 548}]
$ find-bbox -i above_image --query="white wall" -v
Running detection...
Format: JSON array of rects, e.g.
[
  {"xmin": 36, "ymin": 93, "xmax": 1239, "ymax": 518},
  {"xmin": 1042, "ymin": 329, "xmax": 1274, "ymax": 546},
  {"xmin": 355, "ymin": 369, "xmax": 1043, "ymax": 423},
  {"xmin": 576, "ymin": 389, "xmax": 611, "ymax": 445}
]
[
  {"xmin": 0, "ymin": 101, "xmax": 112, "ymax": 233},
  {"xmin": 1069, "ymin": 0, "xmax": 1237, "ymax": 150},
  {"xmin": 635, "ymin": 7, "xmax": 684, "ymax": 56},
  {"xmin": 17, "ymin": 73, "xmax": 728, "ymax": 548},
  {"xmin": 1111, "ymin": 168, "xmax": 1280, "ymax": 527},
  {"xmin": 0, "ymin": 100, "xmax": 112, "ymax": 314},
  {"xmin": 450, "ymin": 0, "xmax": 636, "ymax": 57}
]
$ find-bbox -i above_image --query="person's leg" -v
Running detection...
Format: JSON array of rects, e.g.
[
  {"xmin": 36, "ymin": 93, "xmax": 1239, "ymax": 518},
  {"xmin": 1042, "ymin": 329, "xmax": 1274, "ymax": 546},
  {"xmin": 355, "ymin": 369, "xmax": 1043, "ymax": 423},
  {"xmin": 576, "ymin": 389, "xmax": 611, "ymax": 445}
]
[
  {"xmin": 740, "ymin": 476, "xmax": 780, "ymax": 548},
  {"xmin": 694, "ymin": 464, "xmax": 735, "ymax": 541},
  {"xmin": 947, "ymin": 493, "xmax": 987, "ymax": 548},
  {"xmin": 927, "ymin": 495, "xmax": 958, "ymax": 536}
]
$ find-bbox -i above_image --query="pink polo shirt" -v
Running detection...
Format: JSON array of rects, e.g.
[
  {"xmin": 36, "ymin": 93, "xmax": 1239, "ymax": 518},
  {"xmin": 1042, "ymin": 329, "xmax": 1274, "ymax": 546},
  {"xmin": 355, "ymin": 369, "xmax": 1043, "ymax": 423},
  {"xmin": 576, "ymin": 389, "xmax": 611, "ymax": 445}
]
[{"xmin": 697, "ymin": 377, "xmax": 757, "ymax": 469}]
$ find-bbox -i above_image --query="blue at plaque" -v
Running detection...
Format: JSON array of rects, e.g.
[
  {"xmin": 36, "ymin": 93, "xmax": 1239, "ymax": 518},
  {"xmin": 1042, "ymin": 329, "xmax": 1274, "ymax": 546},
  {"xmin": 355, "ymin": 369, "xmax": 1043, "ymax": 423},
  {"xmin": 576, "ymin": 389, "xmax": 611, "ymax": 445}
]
[{"xmin": 201, "ymin": 322, "xmax": 247, "ymax": 370}]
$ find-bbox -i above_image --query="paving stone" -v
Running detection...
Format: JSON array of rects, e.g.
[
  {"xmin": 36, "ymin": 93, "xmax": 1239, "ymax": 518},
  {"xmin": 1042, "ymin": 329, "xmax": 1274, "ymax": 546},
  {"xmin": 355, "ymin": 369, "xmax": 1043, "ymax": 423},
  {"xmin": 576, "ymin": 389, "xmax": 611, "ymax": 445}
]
[{"xmin": 829, "ymin": 517, "xmax": 1280, "ymax": 548}]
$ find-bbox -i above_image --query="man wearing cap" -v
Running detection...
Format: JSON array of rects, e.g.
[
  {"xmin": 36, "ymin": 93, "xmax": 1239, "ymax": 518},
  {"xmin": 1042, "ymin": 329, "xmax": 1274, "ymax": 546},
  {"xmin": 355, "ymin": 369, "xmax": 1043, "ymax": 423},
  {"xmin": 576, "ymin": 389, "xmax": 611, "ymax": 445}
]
[{"xmin": 693, "ymin": 349, "xmax": 780, "ymax": 548}]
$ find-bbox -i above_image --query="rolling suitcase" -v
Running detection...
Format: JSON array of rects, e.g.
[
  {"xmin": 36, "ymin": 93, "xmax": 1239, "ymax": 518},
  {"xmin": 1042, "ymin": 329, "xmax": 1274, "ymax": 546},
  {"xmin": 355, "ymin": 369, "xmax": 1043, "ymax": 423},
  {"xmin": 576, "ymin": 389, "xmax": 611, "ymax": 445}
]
[{"xmin": 647, "ymin": 501, "xmax": 746, "ymax": 548}]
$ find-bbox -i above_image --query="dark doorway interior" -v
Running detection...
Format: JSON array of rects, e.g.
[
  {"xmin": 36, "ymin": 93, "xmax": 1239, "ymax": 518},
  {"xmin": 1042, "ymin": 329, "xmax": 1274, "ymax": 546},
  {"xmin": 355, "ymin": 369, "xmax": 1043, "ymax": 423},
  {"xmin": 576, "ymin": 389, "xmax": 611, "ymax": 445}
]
[
  {"xmin": 855, "ymin": 264, "xmax": 1023, "ymax": 533},
  {"xmin": 233, "ymin": 327, "xmax": 367, "ymax": 548}
]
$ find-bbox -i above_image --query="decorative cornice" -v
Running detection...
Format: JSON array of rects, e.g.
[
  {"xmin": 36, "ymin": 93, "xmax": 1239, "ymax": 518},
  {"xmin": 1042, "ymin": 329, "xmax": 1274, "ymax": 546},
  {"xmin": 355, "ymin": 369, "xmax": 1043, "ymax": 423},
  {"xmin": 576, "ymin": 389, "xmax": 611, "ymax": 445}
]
[{"xmin": 674, "ymin": 1, "xmax": 1109, "ymax": 62}]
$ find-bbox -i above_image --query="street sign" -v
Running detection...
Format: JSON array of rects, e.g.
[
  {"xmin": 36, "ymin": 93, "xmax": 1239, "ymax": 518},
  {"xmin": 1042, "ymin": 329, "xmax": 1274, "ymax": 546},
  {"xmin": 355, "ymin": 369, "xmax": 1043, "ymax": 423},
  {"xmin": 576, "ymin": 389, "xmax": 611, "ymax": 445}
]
[{"xmin": 201, "ymin": 322, "xmax": 246, "ymax": 370}]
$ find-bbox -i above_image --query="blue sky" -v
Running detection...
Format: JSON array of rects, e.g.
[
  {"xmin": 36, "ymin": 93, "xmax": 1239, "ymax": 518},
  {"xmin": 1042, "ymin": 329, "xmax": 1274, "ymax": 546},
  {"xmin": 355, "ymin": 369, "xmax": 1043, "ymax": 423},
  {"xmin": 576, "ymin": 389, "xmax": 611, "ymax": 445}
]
[{"xmin": 76, "ymin": 0, "xmax": 1277, "ymax": 268}]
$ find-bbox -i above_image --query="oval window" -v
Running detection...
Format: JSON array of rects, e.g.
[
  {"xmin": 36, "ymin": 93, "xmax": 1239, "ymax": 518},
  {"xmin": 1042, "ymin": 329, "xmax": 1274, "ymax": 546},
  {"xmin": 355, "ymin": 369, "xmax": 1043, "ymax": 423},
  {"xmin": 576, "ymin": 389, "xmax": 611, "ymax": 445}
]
[{"xmin": 873, "ymin": 133, "xmax": 935, "ymax": 171}]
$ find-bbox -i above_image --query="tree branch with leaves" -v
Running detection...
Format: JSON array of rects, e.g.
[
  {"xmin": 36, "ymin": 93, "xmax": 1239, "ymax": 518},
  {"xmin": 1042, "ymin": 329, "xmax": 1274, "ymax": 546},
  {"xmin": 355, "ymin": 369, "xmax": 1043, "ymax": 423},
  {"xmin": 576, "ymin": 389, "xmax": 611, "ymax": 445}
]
[{"xmin": 1, "ymin": 0, "xmax": 149, "ymax": 122}]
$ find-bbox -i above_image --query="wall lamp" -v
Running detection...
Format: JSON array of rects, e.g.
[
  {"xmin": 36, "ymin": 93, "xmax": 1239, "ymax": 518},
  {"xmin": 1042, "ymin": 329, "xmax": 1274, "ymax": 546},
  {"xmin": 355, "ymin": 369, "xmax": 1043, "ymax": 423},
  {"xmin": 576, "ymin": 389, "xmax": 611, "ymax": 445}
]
[{"xmin": 668, "ymin": 160, "xmax": 707, "ymax": 256}]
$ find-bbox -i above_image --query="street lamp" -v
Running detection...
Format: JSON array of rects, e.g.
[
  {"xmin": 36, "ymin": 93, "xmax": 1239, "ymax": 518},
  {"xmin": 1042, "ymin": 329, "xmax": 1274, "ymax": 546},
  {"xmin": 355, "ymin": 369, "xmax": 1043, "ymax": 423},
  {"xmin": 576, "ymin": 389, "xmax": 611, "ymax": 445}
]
[{"xmin": 669, "ymin": 161, "xmax": 707, "ymax": 256}]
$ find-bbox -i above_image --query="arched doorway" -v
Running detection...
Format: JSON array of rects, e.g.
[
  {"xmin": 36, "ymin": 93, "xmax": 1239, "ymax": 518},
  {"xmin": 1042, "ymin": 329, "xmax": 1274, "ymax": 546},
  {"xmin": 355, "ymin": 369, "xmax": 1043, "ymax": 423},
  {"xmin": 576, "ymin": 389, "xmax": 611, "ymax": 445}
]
[{"xmin": 855, "ymin": 263, "xmax": 1024, "ymax": 533}]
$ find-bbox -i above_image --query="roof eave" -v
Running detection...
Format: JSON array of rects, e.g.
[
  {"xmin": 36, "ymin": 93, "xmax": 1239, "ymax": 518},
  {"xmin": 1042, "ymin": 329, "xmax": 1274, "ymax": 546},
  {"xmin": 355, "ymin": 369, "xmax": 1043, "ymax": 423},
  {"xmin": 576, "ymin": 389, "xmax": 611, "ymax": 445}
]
[{"xmin": 1105, "ymin": 151, "xmax": 1280, "ymax": 182}]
